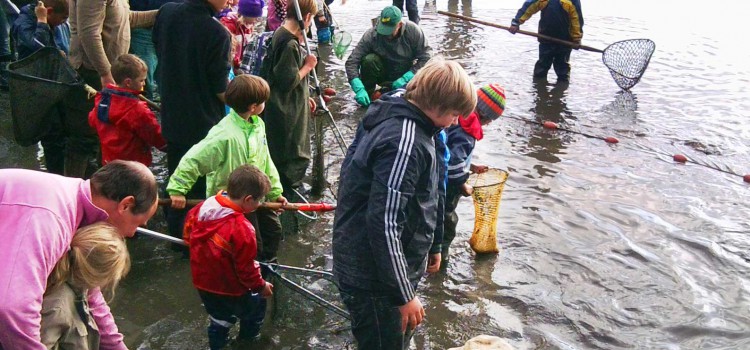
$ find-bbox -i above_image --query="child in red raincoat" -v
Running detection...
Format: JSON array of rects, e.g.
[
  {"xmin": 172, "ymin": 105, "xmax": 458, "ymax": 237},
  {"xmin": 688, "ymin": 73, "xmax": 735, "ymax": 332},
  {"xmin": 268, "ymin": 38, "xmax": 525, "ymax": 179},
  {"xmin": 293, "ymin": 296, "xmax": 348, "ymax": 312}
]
[
  {"xmin": 88, "ymin": 54, "xmax": 166, "ymax": 166},
  {"xmin": 184, "ymin": 165, "xmax": 274, "ymax": 349}
]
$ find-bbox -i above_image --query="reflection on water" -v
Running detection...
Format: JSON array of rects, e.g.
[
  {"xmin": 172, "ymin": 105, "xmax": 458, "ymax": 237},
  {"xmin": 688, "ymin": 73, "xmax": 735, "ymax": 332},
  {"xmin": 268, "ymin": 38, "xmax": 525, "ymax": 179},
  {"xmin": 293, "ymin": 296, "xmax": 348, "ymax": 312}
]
[{"xmin": 1, "ymin": 0, "xmax": 750, "ymax": 349}]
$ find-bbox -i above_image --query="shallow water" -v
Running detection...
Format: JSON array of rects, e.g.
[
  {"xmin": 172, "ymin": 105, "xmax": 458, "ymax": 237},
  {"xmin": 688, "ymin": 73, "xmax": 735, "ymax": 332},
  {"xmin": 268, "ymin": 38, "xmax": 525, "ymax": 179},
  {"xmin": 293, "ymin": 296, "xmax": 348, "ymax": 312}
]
[{"xmin": 1, "ymin": 0, "xmax": 750, "ymax": 349}]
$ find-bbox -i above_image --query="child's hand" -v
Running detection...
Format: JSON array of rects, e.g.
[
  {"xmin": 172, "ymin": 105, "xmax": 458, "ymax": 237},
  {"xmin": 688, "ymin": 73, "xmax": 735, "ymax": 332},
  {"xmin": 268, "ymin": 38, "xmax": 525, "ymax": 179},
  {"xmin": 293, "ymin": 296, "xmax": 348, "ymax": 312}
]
[
  {"xmin": 261, "ymin": 281, "xmax": 274, "ymax": 298},
  {"xmin": 460, "ymin": 183, "xmax": 473, "ymax": 197},
  {"xmin": 35, "ymin": 1, "xmax": 48, "ymax": 23},
  {"xmin": 273, "ymin": 195, "xmax": 288, "ymax": 214},
  {"xmin": 303, "ymin": 54, "xmax": 318, "ymax": 70},
  {"xmin": 170, "ymin": 195, "xmax": 187, "ymax": 209},
  {"xmin": 426, "ymin": 253, "xmax": 441, "ymax": 273},
  {"xmin": 398, "ymin": 297, "xmax": 425, "ymax": 333},
  {"xmin": 309, "ymin": 97, "xmax": 317, "ymax": 114},
  {"xmin": 470, "ymin": 164, "xmax": 489, "ymax": 174}
]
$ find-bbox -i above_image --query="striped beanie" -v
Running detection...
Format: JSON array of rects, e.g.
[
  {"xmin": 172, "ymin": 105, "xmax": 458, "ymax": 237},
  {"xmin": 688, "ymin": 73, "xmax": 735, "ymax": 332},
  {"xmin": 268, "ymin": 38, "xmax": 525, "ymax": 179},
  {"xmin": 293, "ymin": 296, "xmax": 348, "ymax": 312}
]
[{"xmin": 476, "ymin": 84, "xmax": 506, "ymax": 121}]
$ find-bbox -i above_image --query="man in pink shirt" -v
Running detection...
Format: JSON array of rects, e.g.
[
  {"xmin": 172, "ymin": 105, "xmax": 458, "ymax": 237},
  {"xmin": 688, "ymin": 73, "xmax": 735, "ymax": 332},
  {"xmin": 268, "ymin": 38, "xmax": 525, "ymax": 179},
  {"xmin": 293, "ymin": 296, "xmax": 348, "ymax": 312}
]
[{"xmin": 0, "ymin": 160, "xmax": 159, "ymax": 350}]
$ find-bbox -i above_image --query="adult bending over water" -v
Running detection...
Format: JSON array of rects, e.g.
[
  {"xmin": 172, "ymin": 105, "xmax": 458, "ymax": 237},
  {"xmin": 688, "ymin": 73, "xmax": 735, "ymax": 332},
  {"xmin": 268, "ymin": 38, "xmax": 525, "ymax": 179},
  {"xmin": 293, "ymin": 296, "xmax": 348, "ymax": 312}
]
[{"xmin": 0, "ymin": 160, "xmax": 159, "ymax": 350}]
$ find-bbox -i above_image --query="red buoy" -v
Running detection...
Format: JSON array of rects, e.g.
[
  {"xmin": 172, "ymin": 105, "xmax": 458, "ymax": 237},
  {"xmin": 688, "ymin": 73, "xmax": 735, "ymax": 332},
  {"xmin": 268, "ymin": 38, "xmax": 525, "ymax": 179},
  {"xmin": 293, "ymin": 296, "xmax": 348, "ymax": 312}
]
[
  {"xmin": 542, "ymin": 121, "xmax": 558, "ymax": 129},
  {"xmin": 604, "ymin": 137, "xmax": 619, "ymax": 144},
  {"xmin": 322, "ymin": 95, "xmax": 332, "ymax": 103},
  {"xmin": 743, "ymin": 174, "xmax": 750, "ymax": 183},
  {"xmin": 323, "ymin": 87, "xmax": 337, "ymax": 96},
  {"xmin": 673, "ymin": 154, "xmax": 688, "ymax": 163}
]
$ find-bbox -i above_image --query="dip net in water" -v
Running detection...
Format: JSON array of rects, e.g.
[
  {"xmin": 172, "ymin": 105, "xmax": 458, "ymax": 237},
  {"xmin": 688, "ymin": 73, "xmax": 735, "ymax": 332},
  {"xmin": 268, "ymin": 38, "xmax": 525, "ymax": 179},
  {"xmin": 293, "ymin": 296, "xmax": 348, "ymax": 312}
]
[
  {"xmin": 468, "ymin": 169, "xmax": 509, "ymax": 254},
  {"xmin": 7, "ymin": 48, "xmax": 85, "ymax": 146},
  {"xmin": 602, "ymin": 39, "xmax": 655, "ymax": 91}
]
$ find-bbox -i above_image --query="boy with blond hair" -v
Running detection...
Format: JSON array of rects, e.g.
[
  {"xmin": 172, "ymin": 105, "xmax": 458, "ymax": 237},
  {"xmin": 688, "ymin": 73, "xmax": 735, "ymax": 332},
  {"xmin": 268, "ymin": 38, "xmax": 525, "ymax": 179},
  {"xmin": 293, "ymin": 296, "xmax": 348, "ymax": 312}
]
[
  {"xmin": 88, "ymin": 54, "xmax": 166, "ymax": 166},
  {"xmin": 332, "ymin": 57, "xmax": 477, "ymax": 349}
]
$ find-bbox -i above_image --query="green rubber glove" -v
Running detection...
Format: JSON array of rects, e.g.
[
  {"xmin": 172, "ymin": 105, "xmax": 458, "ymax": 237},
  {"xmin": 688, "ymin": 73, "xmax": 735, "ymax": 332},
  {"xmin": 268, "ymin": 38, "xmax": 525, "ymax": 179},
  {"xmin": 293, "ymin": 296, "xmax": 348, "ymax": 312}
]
[
  {"xmin": 350, "ymin": 78, "xmax": 370, "ymax": 107},
  {"xmin": 392, "ymin": 70, "xmax": 415, "ymax": 89}
]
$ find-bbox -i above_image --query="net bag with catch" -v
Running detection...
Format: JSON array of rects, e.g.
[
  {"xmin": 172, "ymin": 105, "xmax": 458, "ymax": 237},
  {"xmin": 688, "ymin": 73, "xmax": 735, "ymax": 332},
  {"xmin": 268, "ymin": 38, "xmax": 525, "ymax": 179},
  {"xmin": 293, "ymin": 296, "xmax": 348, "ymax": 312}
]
[
  {"xmin": 602, "ymin": 39, "xmax": 655, "ymax": 91},
  {"xmin": 468, "ymin": 169, "xmax": 509, "ymax": 254},
  {"xmin": 7, "ymin": 47, "xmax": 85, "ymax": 146}
]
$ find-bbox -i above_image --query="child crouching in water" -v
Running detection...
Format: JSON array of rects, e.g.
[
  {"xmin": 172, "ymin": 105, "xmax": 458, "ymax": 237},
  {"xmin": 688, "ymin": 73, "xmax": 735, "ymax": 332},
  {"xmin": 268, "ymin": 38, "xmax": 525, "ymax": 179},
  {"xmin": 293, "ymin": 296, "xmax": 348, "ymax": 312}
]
[
  {"xmin": 441, "ymin": 83, "xmax": 506, "ymax": 264},
  {"xmin": 184, "ymin": 165, "xmax": 274, "ymax": 349},
  {"xmin": 88, "ymin": 54, "xmax": 166, "ymax": 167},
  {"xmin": 40, "ymin": 222, "xmax": 130, "ymax": 350}
]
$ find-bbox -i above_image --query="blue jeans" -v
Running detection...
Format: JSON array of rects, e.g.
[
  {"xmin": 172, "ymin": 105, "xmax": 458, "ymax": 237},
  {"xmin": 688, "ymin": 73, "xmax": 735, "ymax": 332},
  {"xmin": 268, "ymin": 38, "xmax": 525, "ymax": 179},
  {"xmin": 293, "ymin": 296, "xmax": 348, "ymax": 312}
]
[
  {"xmin": 392, "ymin": 0, "xmax": 419, "ymax": 23},
  {"xmin": 338, "ymin": 284, "xmax": 415, "ymax": 350},
  {"xmin": 129, "ymin": 28, "xmax": 157, "ymax": 99},
  {"xmin": 198, "ymin": 290, "xmax": 266, "ymax": 350}
]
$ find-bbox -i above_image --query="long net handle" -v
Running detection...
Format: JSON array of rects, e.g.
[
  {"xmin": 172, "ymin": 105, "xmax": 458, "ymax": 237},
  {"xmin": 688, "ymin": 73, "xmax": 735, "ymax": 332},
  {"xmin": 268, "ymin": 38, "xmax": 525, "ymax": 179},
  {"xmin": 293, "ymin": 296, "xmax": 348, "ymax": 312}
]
[{"xmin": 437, "ymin": 11, "xmax": 603, "ymax": 53}]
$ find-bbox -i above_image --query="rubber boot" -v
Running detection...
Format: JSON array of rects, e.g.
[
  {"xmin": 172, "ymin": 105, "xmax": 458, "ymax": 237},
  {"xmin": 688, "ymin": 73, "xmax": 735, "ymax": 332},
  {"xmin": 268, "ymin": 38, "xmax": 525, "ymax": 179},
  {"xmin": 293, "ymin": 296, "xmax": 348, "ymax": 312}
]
[
  {"xmin": 207, "ymin": 319, "xmax": 232, "ymax": 350},
  {"xmin": 64, "ymin": 151, "xmax": 91, "ymax": 179}
]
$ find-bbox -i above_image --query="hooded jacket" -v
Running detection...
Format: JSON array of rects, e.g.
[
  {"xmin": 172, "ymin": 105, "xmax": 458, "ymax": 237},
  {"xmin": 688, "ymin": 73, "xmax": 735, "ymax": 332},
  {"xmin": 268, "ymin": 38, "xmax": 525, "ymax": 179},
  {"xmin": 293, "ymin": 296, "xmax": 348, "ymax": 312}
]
[
  {"xmin": 511, "ymin": 0, "xmax": 583, "ymax": 43},
  {"xmin": 446, "ymin": 111, "xmax": 482, "ymax": 186},
  {"xmin": 166, "ymin": 109, "xmax": 284, "ymax": 201},
  {"xmin": 11, "ymin": 4, "xmax": 70, "ymax": 60},
  {"xmin": 186, "ymin": 193, "xmax": 266, "ymax": 296},
  {"xmin": 332, "ymin": 90, "xmax": 440, "ymax": 305},
  {"xmin": 88, "ymin": 84, "xmax": 166, "ymax": 166}
]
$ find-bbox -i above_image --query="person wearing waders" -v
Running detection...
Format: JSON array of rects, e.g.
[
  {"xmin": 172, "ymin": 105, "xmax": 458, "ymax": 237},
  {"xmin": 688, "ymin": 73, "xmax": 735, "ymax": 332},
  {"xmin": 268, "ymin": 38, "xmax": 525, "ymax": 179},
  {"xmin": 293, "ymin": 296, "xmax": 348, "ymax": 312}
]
[
  {"xmin": 259, "ymin": 0, "xmax": 317, "ymax": 196},
  {"xmin": 345, "ymin": 5, "xmax": 431, "ymax": 107},
  {"xmin": 508, "ymin": 0, "xmax": 583, "ymax": 82},
  {"xmin": 332, "ymin": 57, "xmax": 477, "ymax": 349}
]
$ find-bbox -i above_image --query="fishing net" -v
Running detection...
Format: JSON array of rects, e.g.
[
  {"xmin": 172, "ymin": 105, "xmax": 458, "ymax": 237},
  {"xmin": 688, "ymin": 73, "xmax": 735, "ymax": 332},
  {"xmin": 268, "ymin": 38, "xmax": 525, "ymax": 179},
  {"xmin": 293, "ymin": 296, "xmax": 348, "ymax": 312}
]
[
  {"xmin": 7, "ymin": 48, "xmax": 85, "ymax": 146},
  {"xmin": 468, "ymin": 169, "xmax": 509, "ymax": 254},
  {"xmin": 602, "ymin": 39, "xmax": 655, "ymax": 91}
]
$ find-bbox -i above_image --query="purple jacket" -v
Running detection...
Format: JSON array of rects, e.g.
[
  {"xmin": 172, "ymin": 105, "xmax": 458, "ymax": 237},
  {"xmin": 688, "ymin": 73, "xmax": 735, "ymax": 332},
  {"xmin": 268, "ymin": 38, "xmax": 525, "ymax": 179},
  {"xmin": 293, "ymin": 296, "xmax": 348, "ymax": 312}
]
[{"xmin": 0, "ymin": 169, "xmax": 125, "ymax": 350}]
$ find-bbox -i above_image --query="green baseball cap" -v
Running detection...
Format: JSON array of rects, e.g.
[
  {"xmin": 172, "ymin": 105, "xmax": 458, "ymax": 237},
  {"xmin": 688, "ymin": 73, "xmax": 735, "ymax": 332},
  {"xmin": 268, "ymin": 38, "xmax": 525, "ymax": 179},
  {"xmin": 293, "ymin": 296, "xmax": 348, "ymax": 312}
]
[{"xmin": 376, "ymin": 6, "xmax": 402, "ymax": 36}]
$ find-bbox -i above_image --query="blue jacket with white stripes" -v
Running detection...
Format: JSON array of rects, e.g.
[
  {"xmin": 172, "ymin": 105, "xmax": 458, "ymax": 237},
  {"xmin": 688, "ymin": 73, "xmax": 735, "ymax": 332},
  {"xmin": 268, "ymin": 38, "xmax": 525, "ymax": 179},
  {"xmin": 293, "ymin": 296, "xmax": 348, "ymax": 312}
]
[{"xmin": 333, "ymin": 90, "xmax": 441, "ymax": 305}]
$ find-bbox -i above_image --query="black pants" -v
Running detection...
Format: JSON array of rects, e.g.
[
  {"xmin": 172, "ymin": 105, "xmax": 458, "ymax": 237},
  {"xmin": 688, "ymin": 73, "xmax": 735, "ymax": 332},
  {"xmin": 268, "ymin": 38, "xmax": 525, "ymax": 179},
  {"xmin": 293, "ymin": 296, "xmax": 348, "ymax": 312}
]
[
  {"xmin": 245, "ymin": 208, "xmax": 283, "ymax": 262},
  {"xmin": 441, "ymin": 185, "xmax": 462, "ymax": 259},
  {"xmin": 392, "ymin": 0, "xmax": 420, "ymax": 23},
  {"xmin": 198, "ymin": 290, "xmax": 266, "ymax": 350},
  {"xmin": 534, "ymin": 42, "xmax": 572, "ymax": 81},
  {"xmin": 339, "ymin": 284, "xmax": 416, "ymax": 350},
  {"xmin": 165, "ymin": 141, "xmax": 206, "ymax": 242}
]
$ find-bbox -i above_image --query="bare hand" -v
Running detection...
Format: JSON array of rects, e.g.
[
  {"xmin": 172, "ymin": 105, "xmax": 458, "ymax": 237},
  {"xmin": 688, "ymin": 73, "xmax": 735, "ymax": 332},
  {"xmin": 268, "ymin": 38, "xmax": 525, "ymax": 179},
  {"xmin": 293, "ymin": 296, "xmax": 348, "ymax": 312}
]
[
  {"xmin": 470, "ymin": 164, "xmax": 489, "ymax": 174},
  {"xmin": 274, "ymin": 195, "xmax": 288, "ymax": 214},
  {"xmin": 398, "ymin": 297, "xmax": 425, "ymax": 333},
  {"xmin": 261, "ymin": 282, "xmax": 274, "ymax": 298},
  {"xmin": 170, "ymin": 195, "xmax": 187, "ymax": 209},
  {"xmin": 35, "ymin": 1, "xmax": 47, "ymax": 23},
  {"xmin": 100, "ymin": 73, "xmax": 115, "ymax": 88},
  {"xmin": 508, "ymin": 25, "xmax": 519, "ymax": 34},
  {"xmin": 309, "ymin": 97, "xmax": 317, "ymax": 114},
  {"xmin": 572, "ymin": 41, "xmax": 582, "ymax": 50},
  {"xmin": 460, "ymin": 183, "xmax": 473, "ymax": 197},
  {"xmin": 426, "ymin": 253, "xmax": 441, "ymax": 273},
  {"xmin": 304, "ymin": 54, "xmax": 318, "ymax": 69}
]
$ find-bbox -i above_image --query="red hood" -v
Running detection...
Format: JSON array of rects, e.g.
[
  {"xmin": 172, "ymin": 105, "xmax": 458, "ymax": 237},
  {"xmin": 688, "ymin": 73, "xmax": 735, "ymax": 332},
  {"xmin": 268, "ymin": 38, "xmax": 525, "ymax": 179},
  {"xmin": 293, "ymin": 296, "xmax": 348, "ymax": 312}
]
[{"xmin": 459, "ymin": 111, "xmax": 483, "ymax": 140}]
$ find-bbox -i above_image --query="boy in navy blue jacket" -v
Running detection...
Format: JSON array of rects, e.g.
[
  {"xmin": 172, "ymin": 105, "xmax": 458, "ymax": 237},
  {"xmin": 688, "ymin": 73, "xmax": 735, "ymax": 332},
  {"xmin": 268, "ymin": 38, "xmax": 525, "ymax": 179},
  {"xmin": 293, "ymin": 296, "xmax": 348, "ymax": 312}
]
[
  {"xmin": 442, "ymin": 83, "xmax": 506, "ymax": 263},
  {"xmin": 332, "ymin": 57, "xmax": 476, "ymax": 350}
]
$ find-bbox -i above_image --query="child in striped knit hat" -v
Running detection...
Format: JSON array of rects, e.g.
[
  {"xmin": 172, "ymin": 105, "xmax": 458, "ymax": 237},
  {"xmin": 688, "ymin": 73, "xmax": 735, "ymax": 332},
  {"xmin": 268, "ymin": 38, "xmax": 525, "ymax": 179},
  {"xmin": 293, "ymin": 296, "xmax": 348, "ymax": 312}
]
[{"xmin": 440, "ymin": 83, "xmax": 506, "ymax": 264}]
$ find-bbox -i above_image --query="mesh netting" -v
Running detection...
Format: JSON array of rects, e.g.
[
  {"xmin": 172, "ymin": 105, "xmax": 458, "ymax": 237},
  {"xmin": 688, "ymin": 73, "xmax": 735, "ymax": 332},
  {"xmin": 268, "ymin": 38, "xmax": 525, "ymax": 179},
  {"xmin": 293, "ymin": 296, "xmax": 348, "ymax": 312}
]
[
  {"xmin": 468, "ymin": 169, "xmax": 509, "ymax": 254},
  {"xmin": 7, "ymin": 47, "xmax": 85, "ymax": 146},
  {"xmin": 602, "ymin": 39, "xmax": 655, "ymax": 91}
]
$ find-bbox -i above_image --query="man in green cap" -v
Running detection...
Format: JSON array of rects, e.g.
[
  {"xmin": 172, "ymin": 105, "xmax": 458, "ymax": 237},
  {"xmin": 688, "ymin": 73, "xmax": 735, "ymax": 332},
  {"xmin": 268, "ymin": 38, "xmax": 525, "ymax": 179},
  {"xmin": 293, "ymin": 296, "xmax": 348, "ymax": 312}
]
[{"xmin": 345, "ymin": 5, "xmax": 432, "ymax": 107}]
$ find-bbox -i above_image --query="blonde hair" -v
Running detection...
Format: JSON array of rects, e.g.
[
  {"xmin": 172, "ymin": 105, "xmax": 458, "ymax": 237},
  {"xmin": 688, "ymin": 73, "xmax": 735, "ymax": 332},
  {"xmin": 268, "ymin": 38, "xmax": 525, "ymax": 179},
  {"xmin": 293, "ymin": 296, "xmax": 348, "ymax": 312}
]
[
  {"xmin": 404, "ymin": 57, "xmax": 477, "ymax": 118},
  {"xmin": 46, "ymin": 223, "xmax": 131, "ymax": 299}
]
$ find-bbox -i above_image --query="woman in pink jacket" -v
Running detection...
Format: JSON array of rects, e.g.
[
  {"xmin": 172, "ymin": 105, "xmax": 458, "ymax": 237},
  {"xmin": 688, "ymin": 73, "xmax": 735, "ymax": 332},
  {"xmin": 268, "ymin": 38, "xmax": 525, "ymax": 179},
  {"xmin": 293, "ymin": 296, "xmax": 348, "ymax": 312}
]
[{"xmin": 0, "ymin": 160, "xmax": 159, "ymax": 350}]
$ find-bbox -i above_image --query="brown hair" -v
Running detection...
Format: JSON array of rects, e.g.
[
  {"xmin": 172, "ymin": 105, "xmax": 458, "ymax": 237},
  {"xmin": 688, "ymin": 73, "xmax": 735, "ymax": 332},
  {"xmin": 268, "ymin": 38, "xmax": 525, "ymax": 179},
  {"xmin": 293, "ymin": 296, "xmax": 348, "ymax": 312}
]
[
  {"xmin": 225, "ymin": 75, "xmax": 271, "ymax": 113},
  {"xmin": 111, "ymin": 54, "xmax": 147, "ymax": 85},
  {"xmin": 90, "ymin": 160, "xmax": 158, "ymax": 215},
  {"xmin": 404, "ymin": 57, "xmax": 477, "ymax": 118},
  {"xmin": 286, "ymin": 0, "xmax": 317, "ymax": 20},
  {"xmin": 226, "ymin": 165, "xmax": 271, "ymax": 201},
  {"xmin": 41, "ymin": 0, "xmax": 68, "ymax": 14},
  {"xmin": 46, "ymin": 223, "xmax": 130, "ymax": 299}
]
